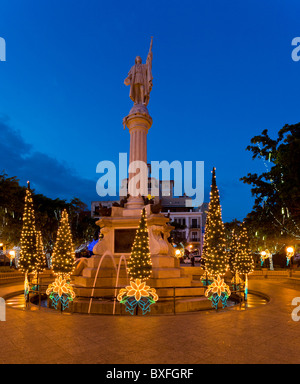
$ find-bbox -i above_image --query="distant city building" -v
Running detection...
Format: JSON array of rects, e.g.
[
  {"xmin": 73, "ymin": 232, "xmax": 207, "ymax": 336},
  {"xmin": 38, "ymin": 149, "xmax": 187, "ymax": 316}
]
[{"xmin": 91, "ymin": 200, "xmax": 119, "ymax": 219}]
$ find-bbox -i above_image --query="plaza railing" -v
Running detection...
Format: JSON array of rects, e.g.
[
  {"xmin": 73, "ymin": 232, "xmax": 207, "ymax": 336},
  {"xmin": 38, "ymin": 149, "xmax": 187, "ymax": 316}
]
[{"xmin": 25, "ymin": 278, "xmax": 246, "ymax": 315}]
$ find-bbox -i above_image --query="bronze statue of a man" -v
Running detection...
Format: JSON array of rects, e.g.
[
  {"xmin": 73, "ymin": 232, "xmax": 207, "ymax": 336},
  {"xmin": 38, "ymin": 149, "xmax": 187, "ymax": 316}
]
[{"xmin": 124, "ymin": 38, "xmax": 153, "ymax": 106}]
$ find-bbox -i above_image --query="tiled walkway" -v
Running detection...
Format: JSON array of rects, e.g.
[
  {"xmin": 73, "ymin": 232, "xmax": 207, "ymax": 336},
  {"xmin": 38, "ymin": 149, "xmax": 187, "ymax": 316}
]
[{"xmin": 0, "ymin": 279, "xmax": 299, "ymax": 364}]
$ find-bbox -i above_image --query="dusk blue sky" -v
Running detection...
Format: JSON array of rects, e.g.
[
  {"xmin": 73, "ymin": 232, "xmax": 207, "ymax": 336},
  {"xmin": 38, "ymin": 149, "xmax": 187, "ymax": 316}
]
[{"xmin": 0, "ymin": 0, "xmax": 299, "ymax": 221}]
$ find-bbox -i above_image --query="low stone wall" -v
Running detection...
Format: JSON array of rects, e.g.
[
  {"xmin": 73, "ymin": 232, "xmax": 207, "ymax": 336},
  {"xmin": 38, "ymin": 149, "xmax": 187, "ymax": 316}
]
[
  {"xmin": 0, "ymin": 270, "xmax": 53, "ymax": 284},
  {"xmin": 0, "ymin": 272, "xmax": 23, "ymax": 281},
  {"xmin": 181, "ymin": 266, "xmax": 300, "ymax": 280},
  {"xmin": 250, "ymin": 269, "xmax": 298, "ymax": 279}
]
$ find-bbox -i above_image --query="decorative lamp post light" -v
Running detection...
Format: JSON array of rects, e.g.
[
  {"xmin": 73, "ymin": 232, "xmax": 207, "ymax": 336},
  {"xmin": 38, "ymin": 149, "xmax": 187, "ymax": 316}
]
[
  {"xmin": 8, "ymin": 250, "xmax": 15, "ymax": 268},
  {"xmin": 286, "ymin": 246, "xmax": 294, "ymax": 267},
  {"xmin": 260, "ymin": 250, "xmax": 268, "ymax": 267},
  {"xmin": 175, "ymin": 249, "xmax": 181, "ymax": 258}
]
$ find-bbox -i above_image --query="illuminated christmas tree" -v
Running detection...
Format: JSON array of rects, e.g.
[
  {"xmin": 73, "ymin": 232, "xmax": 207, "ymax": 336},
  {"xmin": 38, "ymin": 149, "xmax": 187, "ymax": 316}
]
[
  {"xmin": 202, "ymin": 168, "xmax": 228, "ymax": 277},
  {"xmin": 228, "ymin": 229, "xmax": 239, "ymax": 274},
  {"xmin": 19, "ymin": 185, "xmax": 39, "ymax": 274},
  {"xmin": 51, "ymin": 209, "xmax": 75, "ymax": 277},
  {"xmin": 236, "ymin": 224, "xmax": 254, "ymax": 275},
  {"xmin": 36, "ymin": 230, "xmax": 47, "ymax": 273},
  {"xmin": 127, "ymin": 208, "xmax": 152, "ymax": 281}
]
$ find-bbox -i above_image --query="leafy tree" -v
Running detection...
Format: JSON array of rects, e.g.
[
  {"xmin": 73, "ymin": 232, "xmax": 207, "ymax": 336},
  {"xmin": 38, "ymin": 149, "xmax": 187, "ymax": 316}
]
[
  {"xmin": 127, "ymin": 208, "xmax": 152, "ymax": 281},
  {"xmin": 202, "ymin": 168, "xmax": 228, "ymax": 277},
  {"xmin": 0, "ymin": 172, "xmax": 26, "ymax": 247},
  {"xmin": 0, "ymin": 171, "xmax": 97, "ymax": 253},
  {"xmin": 241, "ymin": 123, "xmax": 300, "ymax": 245}
]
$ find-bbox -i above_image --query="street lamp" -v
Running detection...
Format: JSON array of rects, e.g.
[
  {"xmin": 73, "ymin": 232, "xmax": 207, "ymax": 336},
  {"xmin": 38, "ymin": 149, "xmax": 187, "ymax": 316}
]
[
  {"xmin": 260, "ymin": 250, "xmax": 268, "ymax": 267},
  {"xmin": 175, "ymin": 249, "xmax": 181, "ymax": 258},
  {"xmin": 286, "ymin": 246, "xmax": 295, "ymax": 267},
  {"xmin": 8, "ymin": 250, "xmax": 15, "ymax": 268}
]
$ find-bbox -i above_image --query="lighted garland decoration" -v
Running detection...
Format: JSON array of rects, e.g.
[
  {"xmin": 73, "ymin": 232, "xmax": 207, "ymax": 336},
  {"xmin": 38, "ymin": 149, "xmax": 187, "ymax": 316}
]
[
  {"xmin": 51, "ymin": 209, "xmax": 76, "ymax": 278},
  {"xmin": 46, "ymin": 275, "xmax": 76, "ymax": 311},
  {"xmin": 205, "ymin": 275, "xmax": 231, "ymax": 309},
  {"xmin": 117, "ymin": 279, "xmax": 158, "ymax": 315},
  {"xmin": 202, "ymin": 168, "xmax": 228, "ymax": 278}
]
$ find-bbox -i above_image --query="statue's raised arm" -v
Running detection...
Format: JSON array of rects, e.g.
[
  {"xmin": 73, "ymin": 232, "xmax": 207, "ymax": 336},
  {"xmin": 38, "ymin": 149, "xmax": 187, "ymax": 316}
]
[{"xmin": 124, "ymin": 37, "xmax": 153, "ymax": 106}]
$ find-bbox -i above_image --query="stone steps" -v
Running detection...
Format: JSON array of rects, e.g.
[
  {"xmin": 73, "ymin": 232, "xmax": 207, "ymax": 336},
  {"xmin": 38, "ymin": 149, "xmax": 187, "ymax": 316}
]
[{"xmin": 82, "ymin": 267, "xmax": 127, "ymax": 278}]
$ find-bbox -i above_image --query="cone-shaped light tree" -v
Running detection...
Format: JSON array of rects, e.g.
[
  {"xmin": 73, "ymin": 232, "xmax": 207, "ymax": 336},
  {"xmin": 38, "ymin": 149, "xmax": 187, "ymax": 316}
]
[
  {"xmin": 19, "ymin": 184, "xmax": 39, "ymax": 274},
  {"xmin": 236, "ymin": 224, "xmax": 254, "ymax": 276},
  {"xmin": 228, "ymin": 229, "xmax": 239, "ymax": 275},
  {"xmin": 202, "ymin": 168, "xmax": 228, "ymax": 278},
  {"xmin": 51, "ymin": 209, "xmax": 75, "ymax": 278},
  {"xmin": 36, "ymin": 230, "xmax": 47, "ymax": 273},
  {"xmin": 127, "ymin": 208, "xmax": 152, "ymax": 281}
]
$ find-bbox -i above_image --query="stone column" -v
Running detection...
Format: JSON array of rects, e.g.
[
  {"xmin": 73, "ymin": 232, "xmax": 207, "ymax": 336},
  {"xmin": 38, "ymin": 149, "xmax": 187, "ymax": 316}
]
[{"xmin": 123, "ymin": 104, "xmax": 152, "ymax": 210}]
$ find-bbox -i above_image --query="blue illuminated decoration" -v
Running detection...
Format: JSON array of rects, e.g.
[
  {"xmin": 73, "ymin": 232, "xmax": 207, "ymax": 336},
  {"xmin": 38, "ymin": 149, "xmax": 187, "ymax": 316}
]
[
  {"xmin": 49, "ymin": 292, "xmax": 74, "ymax": 311},
  {"xmin": 87, "ymin": 239, "xmax": 98, "ymax": 252},
  {"xmin": 207, "ymin": 292, "xmax": 229, "ymax": 309},
  {"xmin": 120, "ymin": 296, "xmax": 156, "ymax": 315}
]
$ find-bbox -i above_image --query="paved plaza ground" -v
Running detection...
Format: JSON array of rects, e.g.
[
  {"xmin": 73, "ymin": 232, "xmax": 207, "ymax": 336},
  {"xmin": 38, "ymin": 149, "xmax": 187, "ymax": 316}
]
[{"xmin": 0, "ymin": 279, "xmax": 299, "ymax": 364}]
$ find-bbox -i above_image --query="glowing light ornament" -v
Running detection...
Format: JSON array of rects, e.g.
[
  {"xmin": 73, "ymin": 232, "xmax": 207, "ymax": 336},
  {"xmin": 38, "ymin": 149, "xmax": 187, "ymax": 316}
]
[
  {"xmin": 205, "ymin": 275, "xmax": 231, "ymax": 309},
  {"xmin": 46, "ymin": 275, "xmax": 76, "ymax": 311},
  {"xmin": 286, "ymin": 246, "xmax": 294, "ymax": 266},
  {"xmin": 117, "ymin": 279, "xmax": 158, "ymax": 315}
]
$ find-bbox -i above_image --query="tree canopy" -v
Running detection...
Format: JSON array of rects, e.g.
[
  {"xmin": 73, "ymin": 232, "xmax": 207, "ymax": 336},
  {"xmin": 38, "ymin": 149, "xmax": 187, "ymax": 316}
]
[
  {"xmin": 0, "ymin": 171, "xmax": 97, "ymax": 251},
  {"xmin": 241, "ymin": 123, "xmax": 300, "ymax": 251}
]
